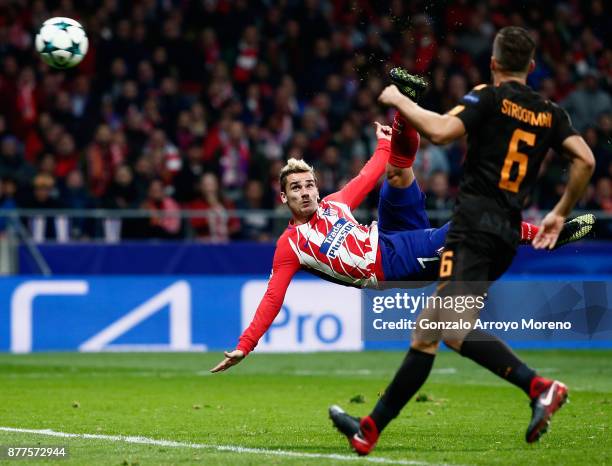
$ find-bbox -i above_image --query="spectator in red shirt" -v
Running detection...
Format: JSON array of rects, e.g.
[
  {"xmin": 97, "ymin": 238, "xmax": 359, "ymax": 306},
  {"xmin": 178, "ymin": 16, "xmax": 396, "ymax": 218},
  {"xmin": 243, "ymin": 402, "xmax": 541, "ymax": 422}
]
[
  {"xmin": 85, "ymin": 124, "xmax": 121, "ymax": 198},
  {"xmin": 187, "ymin": 172, "xmax": 239, "ymax": 242},
  {"xmin": 140, "ymin": 179, "xmax": 181, "ymax": 239},
  {"xmin": 54, "ymin": 133, "xmax": 79, "ymax": 179}
]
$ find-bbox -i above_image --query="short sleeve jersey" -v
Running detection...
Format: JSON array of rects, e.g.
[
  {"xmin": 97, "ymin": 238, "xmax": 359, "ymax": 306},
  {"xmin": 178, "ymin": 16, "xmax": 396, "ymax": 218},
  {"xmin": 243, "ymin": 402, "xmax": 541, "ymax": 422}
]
[{"xmin": 448, "ymin": 81, "xmax": 578, "ymax": 245}]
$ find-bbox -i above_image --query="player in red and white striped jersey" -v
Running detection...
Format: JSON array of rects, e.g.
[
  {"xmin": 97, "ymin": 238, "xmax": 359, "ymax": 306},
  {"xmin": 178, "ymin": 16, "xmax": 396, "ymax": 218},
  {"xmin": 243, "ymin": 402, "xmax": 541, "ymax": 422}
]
[{"xmin": 209, "ymin": 116, "xmax": 578, "ymax": 373}]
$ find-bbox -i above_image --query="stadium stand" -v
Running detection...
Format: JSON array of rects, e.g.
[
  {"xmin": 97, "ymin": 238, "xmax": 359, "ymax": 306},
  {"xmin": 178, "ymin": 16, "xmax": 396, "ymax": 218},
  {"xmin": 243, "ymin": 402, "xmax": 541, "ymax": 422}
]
[{"xmin": 0, "ymin": 0, "xmax": 610, "ymax": 241}]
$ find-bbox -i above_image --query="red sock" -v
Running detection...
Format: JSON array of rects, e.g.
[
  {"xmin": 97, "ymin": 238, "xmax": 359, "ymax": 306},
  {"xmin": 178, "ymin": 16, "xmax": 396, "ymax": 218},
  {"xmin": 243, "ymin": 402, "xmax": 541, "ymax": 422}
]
[
  {"xmin": 360, "ymin": 415, "xmax": 379, "ymax": 443},
  {"xmin": 520, "ymin": 221, "xmax": 540, "ymax": 243},
  {"xmin": 390, "ymin": 112, "xmax": 420, "ymax": 168},
  {"xmin": 529, "ymin": 376, "xmax": 553, "ymax": 399}
]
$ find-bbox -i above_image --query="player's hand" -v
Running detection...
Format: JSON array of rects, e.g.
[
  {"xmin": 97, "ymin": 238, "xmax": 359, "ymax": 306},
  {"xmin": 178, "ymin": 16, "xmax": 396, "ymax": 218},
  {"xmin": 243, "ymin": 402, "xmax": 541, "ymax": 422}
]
[
  {"xmin": 533, "ymin": 212, "xmax": 565, "ymax": 250},
  {"xmin": 374, "ymin": 121, "xmax": 392, "ymax": 141},
  {"xmin": 378, "ymin": 84, "xmax": 404, "ymax": 107},
  {"xmin": 209, "ymin": 349, "xmax": 245, "ymax": 373}
]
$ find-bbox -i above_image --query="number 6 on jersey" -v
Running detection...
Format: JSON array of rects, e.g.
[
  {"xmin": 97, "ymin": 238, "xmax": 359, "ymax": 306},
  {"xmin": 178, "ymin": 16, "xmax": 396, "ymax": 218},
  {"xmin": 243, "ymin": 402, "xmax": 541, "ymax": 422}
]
[{"xmin": 499, "ymin": 129, "xmax": 535, "ymax": 193}]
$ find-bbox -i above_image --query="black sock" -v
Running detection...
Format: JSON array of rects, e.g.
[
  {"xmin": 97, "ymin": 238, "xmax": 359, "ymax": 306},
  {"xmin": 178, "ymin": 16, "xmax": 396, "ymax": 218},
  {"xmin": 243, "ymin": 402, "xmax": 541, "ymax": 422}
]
[
  {"xmin": 370, "ymin": 348, "xmax": 435, "ymax": 433},
  {"xmin": 459, "ymin": 329, "xmax": 535, "ymax": 396}
]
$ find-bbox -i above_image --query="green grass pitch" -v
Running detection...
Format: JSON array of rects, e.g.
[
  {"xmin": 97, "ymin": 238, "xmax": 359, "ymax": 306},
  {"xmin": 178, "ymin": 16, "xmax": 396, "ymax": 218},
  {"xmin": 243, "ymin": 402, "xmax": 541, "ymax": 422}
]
[{"xmin": 0, "ymin": 351, "xmax": 609, "ymax": 465}]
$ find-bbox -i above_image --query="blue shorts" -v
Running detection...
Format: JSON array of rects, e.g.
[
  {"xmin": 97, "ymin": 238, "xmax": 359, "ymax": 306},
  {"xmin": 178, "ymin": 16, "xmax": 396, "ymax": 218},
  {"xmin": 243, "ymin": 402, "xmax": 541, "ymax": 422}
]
[{"xmin": 378, "ymin": 180, "xmax": 449, "ymax": 281}]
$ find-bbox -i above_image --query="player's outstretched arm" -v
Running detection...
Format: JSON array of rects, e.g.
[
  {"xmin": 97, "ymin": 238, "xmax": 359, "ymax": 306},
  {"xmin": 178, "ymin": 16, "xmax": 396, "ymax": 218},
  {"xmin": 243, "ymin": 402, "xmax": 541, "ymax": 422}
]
[
  {"xmin": 533, "ymin": 135, "xmax": 595, "ymax": 249},
  {"xmin": 209, "ymin": 240, "xmax": 299, "ymax": 373},
  {"xmin": 378, "ymin": 85, "xmax": 466, "ymax": 145}
]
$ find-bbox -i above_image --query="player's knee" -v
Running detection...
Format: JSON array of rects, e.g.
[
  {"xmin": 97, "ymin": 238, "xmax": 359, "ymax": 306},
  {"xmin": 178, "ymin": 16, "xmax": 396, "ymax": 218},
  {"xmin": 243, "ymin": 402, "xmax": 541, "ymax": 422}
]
[
  {"xmin": 411, "ymin": 339, "xmax": 440, "ymax": 354},
  {"xmin": 442, "ymin": 338, "xmax": 463, "ymax": 352},
  {"xmin": 385, "ymin": 166, "xmax": 413, "ymax": 188},
  {"xmin": 385, "ymin": 166, "xmax": 402, "ymax": 184}
]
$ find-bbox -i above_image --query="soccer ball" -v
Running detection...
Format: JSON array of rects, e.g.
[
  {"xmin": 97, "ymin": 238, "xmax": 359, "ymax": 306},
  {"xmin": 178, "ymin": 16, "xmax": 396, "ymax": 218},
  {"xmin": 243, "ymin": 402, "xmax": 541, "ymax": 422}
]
[{"xmin": 35, "ymin": 17, "xmax": 88, "ymax": 69}]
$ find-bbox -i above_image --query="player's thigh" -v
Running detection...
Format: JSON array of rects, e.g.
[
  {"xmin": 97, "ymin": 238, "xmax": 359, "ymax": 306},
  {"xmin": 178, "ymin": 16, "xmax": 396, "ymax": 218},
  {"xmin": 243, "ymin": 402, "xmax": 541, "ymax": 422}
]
[
  {"xmin": 437, "ymin": 231, "xmax": 516, "ymax": 294},
  {"xmin": 439, "ymin": 234, "xmax": 492, "ymax": 281},
  {"xmin": 429, "ymin": 235, "xmax": 492, "ymax": 342},
  {"xmin": 379, "ymin": 228, "xmax": 443, "ymax": 281},
  {"xmin": 378, "ymin": 180, "xmax": 430, "ymax": 233},
  {"xmin": 487, "ymin": 241, "xmax": 516, "ymax": 281}
]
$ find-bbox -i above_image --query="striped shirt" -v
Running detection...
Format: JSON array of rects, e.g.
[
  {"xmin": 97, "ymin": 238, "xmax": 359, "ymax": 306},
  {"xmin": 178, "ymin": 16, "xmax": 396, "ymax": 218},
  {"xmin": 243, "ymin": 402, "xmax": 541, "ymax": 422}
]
[{"xmin": 237, "ymin": 139, "xmax": 390, "ymax": 355}]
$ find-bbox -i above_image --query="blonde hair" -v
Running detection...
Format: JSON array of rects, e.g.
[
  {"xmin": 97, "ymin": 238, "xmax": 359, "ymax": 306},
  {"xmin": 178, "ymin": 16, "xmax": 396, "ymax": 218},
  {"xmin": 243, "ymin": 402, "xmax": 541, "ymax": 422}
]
[{"xmin": 279, "ymin": 158, "xmax": 316, "ymax": 192}]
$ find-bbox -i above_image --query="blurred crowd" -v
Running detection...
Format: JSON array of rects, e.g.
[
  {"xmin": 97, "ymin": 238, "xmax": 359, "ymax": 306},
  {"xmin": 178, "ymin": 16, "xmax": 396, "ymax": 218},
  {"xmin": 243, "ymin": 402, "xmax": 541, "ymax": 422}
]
[{"xmin": 0, "ymin": 0, "xmax": 611, "ymax": 242}]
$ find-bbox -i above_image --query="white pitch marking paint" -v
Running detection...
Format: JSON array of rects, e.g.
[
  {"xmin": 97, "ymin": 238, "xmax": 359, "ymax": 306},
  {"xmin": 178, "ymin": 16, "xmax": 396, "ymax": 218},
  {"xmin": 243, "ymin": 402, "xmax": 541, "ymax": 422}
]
[{"xmin": 0, "ymin": 426, "xmax": 458, "ymax": 466}]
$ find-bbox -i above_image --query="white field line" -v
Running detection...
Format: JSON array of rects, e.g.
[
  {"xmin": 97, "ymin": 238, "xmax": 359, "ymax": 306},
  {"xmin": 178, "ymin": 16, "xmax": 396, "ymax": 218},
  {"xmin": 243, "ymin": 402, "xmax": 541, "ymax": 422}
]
[
  {"xmin": 0, "ymin": 426, "xmax": 457, "ymax": 466},
  {"xmin": 195, "ymin": 368, "xmax": 458, "ymax": 377}
]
